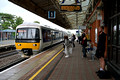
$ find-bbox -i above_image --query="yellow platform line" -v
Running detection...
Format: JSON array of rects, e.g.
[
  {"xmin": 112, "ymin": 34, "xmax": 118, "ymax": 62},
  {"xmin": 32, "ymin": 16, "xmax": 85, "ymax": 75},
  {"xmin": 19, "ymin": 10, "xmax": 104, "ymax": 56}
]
[{"xmin": 29, "ymin": 48, "xmax": 64, "ymax": 80}]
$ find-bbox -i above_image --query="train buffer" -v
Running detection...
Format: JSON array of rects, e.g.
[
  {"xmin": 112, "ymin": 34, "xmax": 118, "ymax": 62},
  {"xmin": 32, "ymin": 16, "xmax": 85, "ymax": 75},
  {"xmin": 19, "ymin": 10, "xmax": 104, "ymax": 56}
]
[{"xmin": 0, "ymin": 43, "xmax": 114, "ymax": 80}]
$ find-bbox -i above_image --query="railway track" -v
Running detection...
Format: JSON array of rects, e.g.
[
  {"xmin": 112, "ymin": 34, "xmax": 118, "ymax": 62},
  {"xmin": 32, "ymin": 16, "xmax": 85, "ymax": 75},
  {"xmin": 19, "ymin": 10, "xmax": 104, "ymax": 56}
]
[
  {"xmin": 0, "ymin": 50, "xmax": 18, "ymax": 58},
  {"xmin": 0, "ymin": 50, "xmax": 28, "ymax": 72},
  {"xmin": 0, "ymin": 42, "xmax": 63, "ymax": 72}
]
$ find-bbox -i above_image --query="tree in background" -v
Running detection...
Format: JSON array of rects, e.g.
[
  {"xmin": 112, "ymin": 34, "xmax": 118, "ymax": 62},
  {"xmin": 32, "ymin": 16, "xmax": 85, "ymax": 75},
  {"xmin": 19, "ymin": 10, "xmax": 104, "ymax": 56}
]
[
  {"xmin": 0, "ymin": 13, "xmax": 24, "ymax": 30},
  {"xmin": 34, "ymin": 21, "xmax": 40, "ymax": 24}
]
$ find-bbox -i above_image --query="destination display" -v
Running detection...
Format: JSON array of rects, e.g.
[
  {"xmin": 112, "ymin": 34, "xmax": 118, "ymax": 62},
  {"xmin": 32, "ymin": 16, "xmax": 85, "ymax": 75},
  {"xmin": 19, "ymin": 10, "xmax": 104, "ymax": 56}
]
[{"xmin": 60, "ymin": 5, "xmax": 82, "ymax": 12}]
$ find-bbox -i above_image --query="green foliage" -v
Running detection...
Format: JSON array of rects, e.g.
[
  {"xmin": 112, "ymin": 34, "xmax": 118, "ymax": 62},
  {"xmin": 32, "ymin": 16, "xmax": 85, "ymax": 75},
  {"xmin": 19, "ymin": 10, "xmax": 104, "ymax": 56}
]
[
  {"xmin": 0, "ymin": 13, "xmax": 24, "ymax": 30},
  {"xmin": 34, "ymin": 21, "xmax": 40, "ymax": 24}
]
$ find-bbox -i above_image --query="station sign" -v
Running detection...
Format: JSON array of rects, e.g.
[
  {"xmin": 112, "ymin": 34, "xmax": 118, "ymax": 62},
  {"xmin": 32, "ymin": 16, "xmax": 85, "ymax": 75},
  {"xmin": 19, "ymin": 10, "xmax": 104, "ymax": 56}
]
[
  {"xmin": 48, "ymin": 11, "xmax": 56, "ymax": 19},
  {"xmin": 60, "ymin": 5, "xmax": 82, "ymax": 12}
]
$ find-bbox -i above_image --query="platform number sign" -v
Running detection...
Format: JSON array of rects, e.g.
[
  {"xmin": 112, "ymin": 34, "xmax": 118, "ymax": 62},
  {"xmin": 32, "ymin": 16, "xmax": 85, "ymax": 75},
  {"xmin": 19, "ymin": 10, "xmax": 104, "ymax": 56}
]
[{"xmin": 48, "ymin": 11, "xmax": 56, "ymax": 19}]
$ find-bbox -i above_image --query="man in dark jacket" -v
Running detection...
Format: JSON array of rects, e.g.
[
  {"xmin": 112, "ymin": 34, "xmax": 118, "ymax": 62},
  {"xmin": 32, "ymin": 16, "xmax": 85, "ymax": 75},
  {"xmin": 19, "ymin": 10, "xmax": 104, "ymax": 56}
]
[
  {"xmin": 81, "ymin": 32, "xmax": 87, "ymax": 57},
  {"xmin": 96, "ymin": 26, "xmax": 106, "ymax": 74},
  {"xmin": 72, "ymin": 34, "xmax": 76, "ymax": 47}
]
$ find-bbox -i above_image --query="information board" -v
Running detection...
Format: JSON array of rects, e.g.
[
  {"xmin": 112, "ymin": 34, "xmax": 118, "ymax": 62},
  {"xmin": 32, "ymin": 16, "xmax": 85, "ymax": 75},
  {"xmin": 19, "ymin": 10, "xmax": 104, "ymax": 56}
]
[{"xmin": 60, "ymin": 5, "xmax": 82, "ymax": 12}]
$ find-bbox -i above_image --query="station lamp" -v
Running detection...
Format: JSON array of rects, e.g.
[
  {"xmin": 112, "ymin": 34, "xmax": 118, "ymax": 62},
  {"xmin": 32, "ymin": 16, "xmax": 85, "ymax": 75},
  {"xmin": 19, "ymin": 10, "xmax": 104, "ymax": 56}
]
[{"xmin": 0, "ymin": 19, "xmax": 3, "ymax": 42}]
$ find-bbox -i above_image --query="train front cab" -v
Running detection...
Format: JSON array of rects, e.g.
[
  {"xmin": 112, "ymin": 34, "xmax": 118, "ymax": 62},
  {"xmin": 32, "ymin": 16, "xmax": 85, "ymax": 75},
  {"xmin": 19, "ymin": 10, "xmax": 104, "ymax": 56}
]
[{"xmin": 15, "ymin": 28, "xmax": 41, "ymax": 55}]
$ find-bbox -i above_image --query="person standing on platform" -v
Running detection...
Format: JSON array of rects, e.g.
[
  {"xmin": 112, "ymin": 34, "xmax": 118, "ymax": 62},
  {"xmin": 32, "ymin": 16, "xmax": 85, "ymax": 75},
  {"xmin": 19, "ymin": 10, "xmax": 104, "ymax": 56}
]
[
  {"xmin": 81, "ymin": 30, "xmax": 87, "ymax": 57},
  {"xmin": 72, "ymin": 34, "xmax": 76, "ymax": 47},
  {"xmin": 64, "ymin": 36, "xmax": 70, "ymax": 58},
  {"xmin": 78, "ymin": 36, "xmax": 82, "ymax": 44},
  {"xmin": 81, "ymin": 35, "xmax": 87, "ymax": 58},
  {"xmin": 81, "ymin": 31, "xmax": 85, "ymax": 39},
  {"xmin": 95, "ymin": 26, "xmax": 106, "ymax": 75}
]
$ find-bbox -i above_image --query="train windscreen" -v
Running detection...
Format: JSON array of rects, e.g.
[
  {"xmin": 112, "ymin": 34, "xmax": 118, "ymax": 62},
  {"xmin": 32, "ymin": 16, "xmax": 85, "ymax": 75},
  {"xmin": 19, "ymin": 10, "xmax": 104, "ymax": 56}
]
[{"xmin": 16, "ymin": 28, "xmax": 39, "ymax": 39}]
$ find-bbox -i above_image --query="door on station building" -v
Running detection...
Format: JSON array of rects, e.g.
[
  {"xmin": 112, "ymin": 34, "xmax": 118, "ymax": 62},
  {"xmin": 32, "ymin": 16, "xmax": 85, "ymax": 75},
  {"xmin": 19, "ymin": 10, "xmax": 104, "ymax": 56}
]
[{"xmin": 107, "ymin": 0, "xmax": 120, "ymax": 72}]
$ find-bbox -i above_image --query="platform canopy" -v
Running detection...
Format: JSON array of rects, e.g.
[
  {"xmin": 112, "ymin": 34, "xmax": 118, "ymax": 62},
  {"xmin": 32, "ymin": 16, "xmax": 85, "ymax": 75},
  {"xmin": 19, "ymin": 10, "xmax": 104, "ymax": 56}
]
[{"xmin": 8, "ymin": 0, "xmax": 90, "ymax": 29}]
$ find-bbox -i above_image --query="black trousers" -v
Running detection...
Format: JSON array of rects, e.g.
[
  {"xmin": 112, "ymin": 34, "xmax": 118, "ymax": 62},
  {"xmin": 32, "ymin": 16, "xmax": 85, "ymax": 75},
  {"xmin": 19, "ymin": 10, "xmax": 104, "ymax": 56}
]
[{"xmin": 73, "ymin": 42, "xmax": 75, "ymax": 47}]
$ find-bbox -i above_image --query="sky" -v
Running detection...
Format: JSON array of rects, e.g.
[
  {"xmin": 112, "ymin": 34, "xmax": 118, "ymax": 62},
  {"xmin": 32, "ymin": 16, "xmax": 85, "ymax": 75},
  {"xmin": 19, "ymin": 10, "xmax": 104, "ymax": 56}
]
[{"xmin": 0, "ymin": 0, "xmax": 77, "ymax": 34}]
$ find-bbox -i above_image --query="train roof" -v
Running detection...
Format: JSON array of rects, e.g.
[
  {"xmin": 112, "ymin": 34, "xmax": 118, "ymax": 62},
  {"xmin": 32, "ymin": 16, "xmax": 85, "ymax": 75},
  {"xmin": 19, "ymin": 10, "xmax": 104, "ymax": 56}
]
[
  {"xmin": 16, "ymin": 22, "xmax": 65, "ymax": 32},
  {"xmin": 16, "ymin": 22, "xmax": 46, "ymax": 29},
  {"xmin": 18, "ymin": 22, "xmax": 41, "ymax": 26}
]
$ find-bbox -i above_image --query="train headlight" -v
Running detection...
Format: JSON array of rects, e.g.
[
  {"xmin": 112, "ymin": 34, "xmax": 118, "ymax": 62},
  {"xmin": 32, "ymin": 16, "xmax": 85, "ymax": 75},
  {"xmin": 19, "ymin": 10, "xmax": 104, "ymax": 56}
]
[
  {"xmin": 33, "ymin": 44, "xmax": 37, "ymax": 46},
  {"xmin": 18, "ymin": 44, "xmax": 21, "ymax": 46}
]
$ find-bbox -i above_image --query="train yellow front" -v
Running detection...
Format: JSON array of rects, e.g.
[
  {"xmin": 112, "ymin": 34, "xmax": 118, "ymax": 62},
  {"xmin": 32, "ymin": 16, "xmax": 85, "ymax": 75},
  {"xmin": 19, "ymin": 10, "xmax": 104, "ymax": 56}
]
[{"xmin": 15, "ymin": 23, "xmax": 66, "ymax": 55}]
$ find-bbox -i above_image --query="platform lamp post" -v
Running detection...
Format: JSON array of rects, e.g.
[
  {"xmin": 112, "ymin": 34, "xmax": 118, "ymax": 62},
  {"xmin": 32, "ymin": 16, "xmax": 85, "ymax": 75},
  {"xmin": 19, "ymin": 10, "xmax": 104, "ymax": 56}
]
[
  {"xmin": 0, "ymin": 22, "xmax": 1, "ymax": 43},
  {"xmin": 0, "ymin": 19, "xmax": 3, "ymax": 42},
  {"xmin": 0, "ymin": 16, "xmax": 3, "ymax": 42}
]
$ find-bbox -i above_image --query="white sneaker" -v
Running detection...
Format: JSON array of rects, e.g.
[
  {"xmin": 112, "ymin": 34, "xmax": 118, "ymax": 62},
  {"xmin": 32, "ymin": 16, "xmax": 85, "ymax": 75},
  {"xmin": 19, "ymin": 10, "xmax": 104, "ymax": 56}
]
[{"xmin": 65, "ymin": 55, "xmax": 69, "ymax": 58}]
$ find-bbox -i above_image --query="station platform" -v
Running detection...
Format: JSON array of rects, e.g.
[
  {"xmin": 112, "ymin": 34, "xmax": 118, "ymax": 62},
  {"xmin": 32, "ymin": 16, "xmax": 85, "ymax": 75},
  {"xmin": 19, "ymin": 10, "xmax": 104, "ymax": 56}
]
[
  {"xmin": 0, "ymin": 40, "xmax": 15, "ymax": 49},
  {"xmin": 0, "ymin": 42, "xmax": 114, "ymax": 80},
  {"xmin": 48, "ymin": 43, "xmax": 114, "ymax": 80}
]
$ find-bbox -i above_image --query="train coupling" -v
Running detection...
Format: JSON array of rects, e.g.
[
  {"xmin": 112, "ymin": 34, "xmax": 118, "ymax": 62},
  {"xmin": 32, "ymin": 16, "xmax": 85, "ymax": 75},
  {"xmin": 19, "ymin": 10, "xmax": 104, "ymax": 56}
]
[{"xmin": 22, "ymin": 49, "xmax": 33, "ymax": 56}]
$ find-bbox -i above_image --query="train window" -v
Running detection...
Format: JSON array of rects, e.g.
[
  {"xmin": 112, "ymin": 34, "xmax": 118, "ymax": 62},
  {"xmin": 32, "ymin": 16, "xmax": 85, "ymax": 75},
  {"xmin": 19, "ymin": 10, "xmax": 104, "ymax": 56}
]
[
  {"xmin": 17, "ymin": 29, "xmax": 27, "ymax": 39},
  {"xmin": 42, "ymin": 29, "xmax": 51, "ymax": 42},
  {"xmin": 59, "ymin": 32, "xmax": 61, "ymax": 39},
  {"xmin": 28, "ymin": 29, "xmax": 36, "ymax": 39},
  {"xmin": 47, "ymin": 30, "xmax": 51, "ymax": 41},
  {"xmin": 17, "ymin": 28, "xmax": 39, "ymax": 39},
  {"xmin": 52, "ymin": 31, "xmax": 56, "ymax": 40},
  {"xmin": 55, "ymin": 32, "xmax": 59, "ymax": 39}
]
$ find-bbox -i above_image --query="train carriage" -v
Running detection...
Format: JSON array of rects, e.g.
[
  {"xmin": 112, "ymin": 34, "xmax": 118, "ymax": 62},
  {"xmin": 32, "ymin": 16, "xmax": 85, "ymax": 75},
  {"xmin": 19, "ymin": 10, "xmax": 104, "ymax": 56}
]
[{"xmin": 15, "ymin": 22, "xmax": 65, "ymax": 56}]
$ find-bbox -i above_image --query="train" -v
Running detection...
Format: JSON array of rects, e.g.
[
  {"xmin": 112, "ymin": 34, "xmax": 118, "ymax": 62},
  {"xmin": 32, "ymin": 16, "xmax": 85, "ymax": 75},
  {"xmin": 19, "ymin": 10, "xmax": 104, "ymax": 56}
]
[{"xmin": 15, "ymin": 22, "xmax": 67, "ymax": 56}]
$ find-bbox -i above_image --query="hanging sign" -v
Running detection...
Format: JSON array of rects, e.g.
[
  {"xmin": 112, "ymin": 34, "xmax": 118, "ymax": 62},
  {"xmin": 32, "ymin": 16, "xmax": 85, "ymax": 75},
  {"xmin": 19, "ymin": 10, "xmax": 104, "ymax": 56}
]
[
  {"xmin": 48, "ymin": 11, "xmax": 56, "ymax": 19},
  {"xmin": 60, "ymin": 5, "xmax": 82, "ymax": 12}
]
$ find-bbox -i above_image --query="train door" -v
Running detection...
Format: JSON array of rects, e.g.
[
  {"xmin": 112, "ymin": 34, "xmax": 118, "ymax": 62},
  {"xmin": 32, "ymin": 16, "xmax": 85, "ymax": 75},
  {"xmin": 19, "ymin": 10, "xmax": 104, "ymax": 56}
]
[{"xmin": 42, "ymin": 28, "xmax": 52, "ymax": 48}]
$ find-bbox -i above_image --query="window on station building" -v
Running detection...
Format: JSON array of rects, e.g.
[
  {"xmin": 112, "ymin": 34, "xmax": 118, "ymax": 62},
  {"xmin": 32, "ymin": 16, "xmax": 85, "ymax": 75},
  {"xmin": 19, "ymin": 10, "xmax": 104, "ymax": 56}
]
[
  {"xmin": 118, "ymin": 50, "xmax": 120, "ymax": 66},
  {"xmin": 110, "ymin": 0, "xmax": 117, "ymax": 17},
  {"xmin": 112, "ymin": 47, "xmax": 117, "ymax": 64},
  {"xmin": 112, "ymin": 17, "xmax": 117, "ymax": 45},
  {"xmin": 118, "ymin": 16, "xmax": 120, "ymax": 45},
  {"xmin": 118, "ymin": 16, "xmax": 120, "ymax": 66},
  {"xmin": 118, "ymin": 0, "xmax": 120, "ymax": 13},
  {"xmin": 95, "ymin": 28, "xmax": 97, "ymax": 43},
  {"xmin": 108, "ymin": 0, "xmax": 120, "ymax": 67},
  {"xmin": 110, "ymin": 17, "xmax": 117, "ymax": 64}
]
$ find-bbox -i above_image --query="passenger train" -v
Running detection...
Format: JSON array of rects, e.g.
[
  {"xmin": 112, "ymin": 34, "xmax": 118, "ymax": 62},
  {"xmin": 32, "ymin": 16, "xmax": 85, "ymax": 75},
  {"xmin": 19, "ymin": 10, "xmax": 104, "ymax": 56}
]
[{"xmin": 15, "ymin": 22, "xmax": 66, "ymax": 56}]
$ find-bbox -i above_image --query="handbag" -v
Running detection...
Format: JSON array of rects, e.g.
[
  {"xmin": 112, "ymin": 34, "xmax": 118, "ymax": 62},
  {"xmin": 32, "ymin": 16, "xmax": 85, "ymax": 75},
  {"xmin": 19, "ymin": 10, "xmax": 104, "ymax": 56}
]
[{"xmin": 81, "ymin": 40, "xmax": 84, "ymax": 45}]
